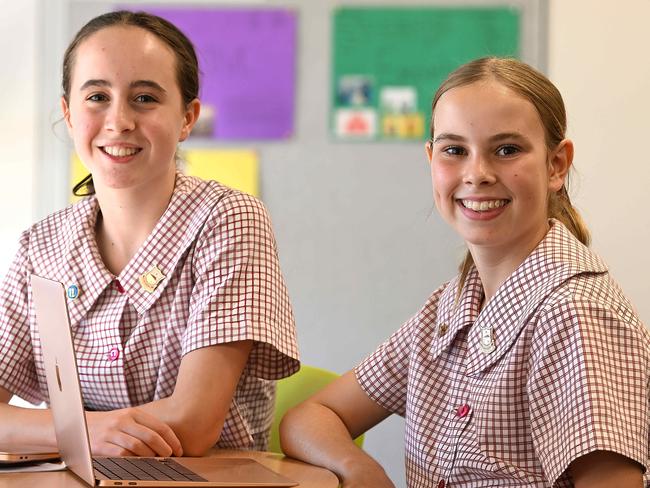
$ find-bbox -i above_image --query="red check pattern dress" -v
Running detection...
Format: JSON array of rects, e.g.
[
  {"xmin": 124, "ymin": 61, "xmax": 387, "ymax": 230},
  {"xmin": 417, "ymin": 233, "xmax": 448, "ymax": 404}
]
[
  {"xmin": 356, "ymin": 220, "xmax": 649, "ymax": 487},
  {"xmin": 0, "ymin": 173, "xmax": 299, "ymax": 449}
]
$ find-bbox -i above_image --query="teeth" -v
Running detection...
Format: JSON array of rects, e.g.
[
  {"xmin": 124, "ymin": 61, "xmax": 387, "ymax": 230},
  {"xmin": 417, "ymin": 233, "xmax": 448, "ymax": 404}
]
[
  {"xmin": 103, "ymin": 146, "xmax": 139, "ymax": 157},
  {"xmin": 461, "ymin": 199, "xmax": 509, "ymax": 211}
]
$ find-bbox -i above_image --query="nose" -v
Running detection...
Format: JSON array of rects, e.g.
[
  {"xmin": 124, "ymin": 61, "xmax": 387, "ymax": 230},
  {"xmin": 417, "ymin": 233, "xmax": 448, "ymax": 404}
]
[
  {"xmin": 463, "ymin": 153, "xmax": 496, "ymax": 186},
  {"xmin": 104, "ymin": 100, "xmax": 135, "ymax": 133}
]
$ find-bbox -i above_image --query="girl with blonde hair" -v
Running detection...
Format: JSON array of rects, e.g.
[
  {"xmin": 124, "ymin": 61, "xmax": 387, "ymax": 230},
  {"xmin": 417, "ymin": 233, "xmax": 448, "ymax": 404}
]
[{"xmin": 281, "ymin": 57, "xmax": 649, "ymax": 487}]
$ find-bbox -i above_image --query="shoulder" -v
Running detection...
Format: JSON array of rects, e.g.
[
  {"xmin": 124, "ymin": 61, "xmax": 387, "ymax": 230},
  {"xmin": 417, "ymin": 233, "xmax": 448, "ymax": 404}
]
[
  {"xmin": 516, "ymin": 220, "xmax": 615, "ymax": 327},
  {"xmin": 388, "ymin": 279, "xmax": 455, "ymax": 346},
  {"xmin": 175, "ymin": 174, "xmax": 271, "ymax": 227},
  {"xmin": 28, "ymin": 198, "xmax": 93, "ymax": 234},
  {"xmin": 530, "ymin": 271, "xmax": 649, "ymax": 373},
  {"xmin": 173, "ymin": 176, "xmax": 280, "ymax": 274},
  {"xmin": 21, "ymin": 197, "xmax": 97, "ymax": 256},
  {"xmin": 534, "ymin": 222, "xmax": 642, "ymax": 331},
  {"xmin": 417, "ymin": 280, "xmax": 453, "ymax": 324},
  {"xmin": 540, "ymin": 272, "xmax": 646, "ymax": 334}
]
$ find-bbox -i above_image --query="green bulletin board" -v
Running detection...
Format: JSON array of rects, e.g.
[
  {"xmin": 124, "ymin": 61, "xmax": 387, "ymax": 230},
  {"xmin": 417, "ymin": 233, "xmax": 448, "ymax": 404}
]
[{"xmin": 332, "ymin": 7, "xmax": 520, "ymax": 141}]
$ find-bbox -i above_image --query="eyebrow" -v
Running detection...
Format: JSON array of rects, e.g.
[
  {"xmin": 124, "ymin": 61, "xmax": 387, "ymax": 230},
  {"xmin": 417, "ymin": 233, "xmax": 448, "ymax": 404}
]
[
  {"xmin": 432, "ymin": 132, "xmax": 529, "ymax": 144},
  {"xmin": 79, "ymin": 79, "xmax": 167, "ymax": 94},
  {"xmin": 432, "ymin": 133, "xmax": 465, "ymax": 144}
]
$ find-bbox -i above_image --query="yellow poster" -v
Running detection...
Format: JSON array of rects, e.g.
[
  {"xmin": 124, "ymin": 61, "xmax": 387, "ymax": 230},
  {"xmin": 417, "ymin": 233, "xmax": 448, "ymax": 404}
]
[
  {"xmin": 69, "ymin": 154, "xmax": 88, "ymax": 201},
  {"xmin": 69, "ymin": 149, "xmax": 260, "ymax": 202},
  {"xmin": 183, "ymin": 149, "xmax": 259, "ymax": 197}
]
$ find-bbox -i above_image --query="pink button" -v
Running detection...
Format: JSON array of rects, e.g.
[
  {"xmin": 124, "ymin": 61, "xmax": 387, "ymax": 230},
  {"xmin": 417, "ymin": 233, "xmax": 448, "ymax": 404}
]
[
  {"xmin": 437, "ymin": 480, "xmax": 446, "ymax": 488},
  {"xmin": 456, "ymin": 404, "xmax": 470, "ymax": 418},
  {"xmin": 113, "ymin": 280, "xmax": 125, "ymax": 294},
  {"xmin": 108, "ymin": 347, "xmax": 120, "ymax": 362}
]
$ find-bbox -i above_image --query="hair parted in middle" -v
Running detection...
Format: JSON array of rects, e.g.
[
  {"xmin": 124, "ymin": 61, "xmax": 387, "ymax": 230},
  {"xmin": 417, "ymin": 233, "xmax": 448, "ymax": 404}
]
[{"xmin": 64, "ymin": 10, "xmax": 200, "ymax": 197}]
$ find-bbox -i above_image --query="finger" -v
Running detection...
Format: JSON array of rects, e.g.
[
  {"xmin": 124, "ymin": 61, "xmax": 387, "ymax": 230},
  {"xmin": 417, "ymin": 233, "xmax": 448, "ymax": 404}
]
[
  {"xmin": 130, "ymin": 410, "xmax": 183, "ymax": 456},
  {"xmin": 107, "ymin": 431, "xmax": 158, "ymax": 457},
  {"xmin": 87, "ymin": 411, "xmax": 161, "ymax": 457},
  {"xmin": 118, "ymin": 421, "xmax": 174, "ymax": 457},
  {"xmin": 92, "ymin": 439, "xmax": 138, "ymax": 457}
]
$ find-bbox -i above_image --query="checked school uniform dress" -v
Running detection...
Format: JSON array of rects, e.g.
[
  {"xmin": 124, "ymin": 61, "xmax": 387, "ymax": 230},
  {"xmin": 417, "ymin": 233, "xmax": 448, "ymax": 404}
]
[
  {"xmin": 356, "ymin": 220, "xmax": 649, "ymax": 487},
  {"xmin": 0, "ymin": 173, "xmax": 299, "ymax": 449}
]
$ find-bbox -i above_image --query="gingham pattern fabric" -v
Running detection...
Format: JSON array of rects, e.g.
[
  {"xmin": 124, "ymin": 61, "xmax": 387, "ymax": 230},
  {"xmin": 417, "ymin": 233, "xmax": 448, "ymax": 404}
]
[
  {"xmin": 356, "ymin": 220, "xmax": 649, "ymax": 487},
  {"xmin": 0, "ymin": 173, "xmax": 299, "ymax": 450}
]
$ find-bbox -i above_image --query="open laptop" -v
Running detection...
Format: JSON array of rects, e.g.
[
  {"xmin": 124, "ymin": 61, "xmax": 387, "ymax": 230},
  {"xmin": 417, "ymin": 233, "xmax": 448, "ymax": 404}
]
[{"xmin": 30, "ymin": 274, "xmax": 297, "ymax": 487}]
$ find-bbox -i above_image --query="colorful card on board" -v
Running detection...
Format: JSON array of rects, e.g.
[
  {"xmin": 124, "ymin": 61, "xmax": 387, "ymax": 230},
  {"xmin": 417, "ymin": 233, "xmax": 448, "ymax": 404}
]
[
  {"xmin": 331, "ymin": 6, "xmax": 520, "ymax": 141},
  {"xmin": 121, "ymin": 6, "xmax": 297, "ymax": 140}
]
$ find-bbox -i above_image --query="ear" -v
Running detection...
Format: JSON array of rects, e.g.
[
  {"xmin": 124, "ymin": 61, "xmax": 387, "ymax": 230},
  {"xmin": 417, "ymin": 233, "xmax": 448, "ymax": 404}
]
[
  {"xmin": 424, "ymin": 139, "xmax": 433, "ymax": 163},
  {"xmin": 548, "ymin": 138, "xmax": 573, "ymax": 192},
  {"xmin": 61, "ymin": 96, "xmax": 73, "ymax": 133},
  {"xmin": 179, "ymin": 98, "xmax": 201, "ymax": 142}
]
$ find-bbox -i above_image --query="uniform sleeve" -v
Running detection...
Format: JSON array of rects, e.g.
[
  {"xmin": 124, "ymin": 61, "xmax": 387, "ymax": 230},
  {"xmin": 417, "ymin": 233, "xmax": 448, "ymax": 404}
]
[
  {"xmin": 355, "ymin": 286, "xmax": 445, "ymax": 417},
  {"xmin": 0, "ymin": 229, "xmax": 44, "ymax": 404},
  {"xmin": 354, "ymin": 320, "xmax": 413, "ymax": 416},
  {"xmin": 527, "ymin": 293, "xmax": 649, "ymax": 484},
  {"xmin": 183, "ymin": 191, "xmax": 299, "ymax": 380}
]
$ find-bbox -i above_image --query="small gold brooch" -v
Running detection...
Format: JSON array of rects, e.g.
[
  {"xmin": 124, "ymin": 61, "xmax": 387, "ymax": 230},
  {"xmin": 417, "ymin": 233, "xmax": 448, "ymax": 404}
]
[{"xmin": 139, "ymin": 265, "xmax": 165, "ymax": 293}]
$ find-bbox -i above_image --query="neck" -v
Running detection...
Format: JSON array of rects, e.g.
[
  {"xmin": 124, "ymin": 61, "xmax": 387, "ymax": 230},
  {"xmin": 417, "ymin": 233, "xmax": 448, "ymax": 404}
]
[
  {"xmin": 469, "ymin": 223, "xmax": 550, "ymax": 304},
  {"xmin": 94, "ymin": 171, "xmax": 176, "ymax": 276}
]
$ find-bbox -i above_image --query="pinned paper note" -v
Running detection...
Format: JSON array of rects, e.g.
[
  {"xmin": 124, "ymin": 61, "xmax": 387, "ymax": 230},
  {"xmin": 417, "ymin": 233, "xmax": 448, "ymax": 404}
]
[{"xmin": 335, "ymin": 109, "xmax": 377, "ymax": 139}]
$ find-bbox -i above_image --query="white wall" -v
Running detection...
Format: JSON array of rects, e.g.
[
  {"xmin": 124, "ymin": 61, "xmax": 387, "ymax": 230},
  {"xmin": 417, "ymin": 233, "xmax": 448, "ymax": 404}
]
[
  {"xmin": 0, "ymin": 0, "xmax": 36, "ymax": 273},
  {"xmin": 549, "ymin": 0, "xmax": 650, "ymax": 325}
]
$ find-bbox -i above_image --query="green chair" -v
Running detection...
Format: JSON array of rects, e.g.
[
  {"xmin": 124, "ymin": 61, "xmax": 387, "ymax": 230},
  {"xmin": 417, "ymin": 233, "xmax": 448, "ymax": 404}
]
[{"xmin": 268, "ymin": 364, "xmax": 365, "ymax": 454}]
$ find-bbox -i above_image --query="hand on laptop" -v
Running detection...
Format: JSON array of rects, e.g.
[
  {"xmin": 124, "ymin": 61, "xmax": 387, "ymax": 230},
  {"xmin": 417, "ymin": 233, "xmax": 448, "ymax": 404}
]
[{"xmin": 86, "ymin": 407, "xmax": 183, "ymax": 457}]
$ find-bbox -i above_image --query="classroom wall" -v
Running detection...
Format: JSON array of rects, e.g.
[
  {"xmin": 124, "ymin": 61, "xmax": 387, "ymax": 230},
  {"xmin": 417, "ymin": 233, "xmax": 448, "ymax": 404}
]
[
  {"xmin": 0, "ymin": 0, "xmax": 36, "ymax": 271},
  {"xmin": 0, "ymin": 1, "xmax": 648, "ymax": 485},
  {"xmin": 548, "ymin": 1, "xmax": 650, "ymax": 328}
]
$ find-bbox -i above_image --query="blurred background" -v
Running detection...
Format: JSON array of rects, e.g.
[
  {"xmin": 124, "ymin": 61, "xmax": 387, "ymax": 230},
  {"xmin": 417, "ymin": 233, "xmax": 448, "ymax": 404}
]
[{"xmin": 1, "ymin": 0, "xmax": 649, "ymax": 484}]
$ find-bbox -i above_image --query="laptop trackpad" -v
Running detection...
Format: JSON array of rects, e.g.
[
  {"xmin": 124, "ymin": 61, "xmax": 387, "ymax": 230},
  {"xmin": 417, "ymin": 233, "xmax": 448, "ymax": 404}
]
[{"xmin": 172, "ymin": 457, "xmax": 297, "ymax": 487}]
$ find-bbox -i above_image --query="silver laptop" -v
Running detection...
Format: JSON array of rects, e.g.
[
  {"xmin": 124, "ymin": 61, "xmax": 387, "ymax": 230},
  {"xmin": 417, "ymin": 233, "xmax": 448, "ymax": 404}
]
[{"xmin": 30, "ymin": 274, "xmax": 297, "ymax": 487}]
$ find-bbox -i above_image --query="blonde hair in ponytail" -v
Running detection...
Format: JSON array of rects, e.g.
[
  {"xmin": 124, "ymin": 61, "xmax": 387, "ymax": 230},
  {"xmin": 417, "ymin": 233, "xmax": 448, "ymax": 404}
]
[{"xmin": 428, "ymin": 57, "xmax": 591, "ymax": 295}]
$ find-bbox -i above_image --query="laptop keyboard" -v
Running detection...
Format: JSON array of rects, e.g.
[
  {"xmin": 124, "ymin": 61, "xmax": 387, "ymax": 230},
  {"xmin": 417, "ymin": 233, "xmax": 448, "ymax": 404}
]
[{"xmin": 93, "ymin": 457, "xmax": 207, "ymax": 482}]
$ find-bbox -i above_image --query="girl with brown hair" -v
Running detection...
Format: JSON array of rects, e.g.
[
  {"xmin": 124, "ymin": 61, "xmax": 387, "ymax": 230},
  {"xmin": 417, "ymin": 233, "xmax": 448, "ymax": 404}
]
[{"xmin": 0, "ymin": 10, "xmax": 298, "ymax": 457}]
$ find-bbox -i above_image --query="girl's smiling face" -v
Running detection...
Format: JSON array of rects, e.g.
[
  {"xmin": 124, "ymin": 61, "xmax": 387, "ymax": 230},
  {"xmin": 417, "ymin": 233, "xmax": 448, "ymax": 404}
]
[
  {"xmin": 61, "ymin": 25, "xmax": 199, "ymax": 193},
  {"xmin": 426, "ymin": 79, "xmax": 571, "ymax": 261}
]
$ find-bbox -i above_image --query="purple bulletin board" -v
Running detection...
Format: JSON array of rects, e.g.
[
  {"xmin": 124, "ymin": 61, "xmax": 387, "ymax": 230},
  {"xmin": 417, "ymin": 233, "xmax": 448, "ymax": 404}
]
[{"xmin": 128, "ymin": 7, "xmax": 297, "ymax": 140}]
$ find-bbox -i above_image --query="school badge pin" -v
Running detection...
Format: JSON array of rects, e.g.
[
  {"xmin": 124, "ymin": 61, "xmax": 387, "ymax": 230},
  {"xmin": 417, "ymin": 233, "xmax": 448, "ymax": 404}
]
[
  {"xmin": 139, "ymin": 265, "xmax": 165, "ymax": 293},
  {"xmin": 479, "ymin": 326, "xmax": 496, "ymax": 354}
]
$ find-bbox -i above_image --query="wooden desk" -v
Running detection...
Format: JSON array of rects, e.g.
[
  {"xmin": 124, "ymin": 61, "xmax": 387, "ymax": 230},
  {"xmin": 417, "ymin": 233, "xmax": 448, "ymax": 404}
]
[{"xmin": 0, "ymin": 450, "xmax": 339, "ymax": 488}]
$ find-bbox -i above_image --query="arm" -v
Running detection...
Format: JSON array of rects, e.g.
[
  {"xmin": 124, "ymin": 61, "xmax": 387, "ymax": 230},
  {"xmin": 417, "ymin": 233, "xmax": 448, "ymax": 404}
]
[
  {"xmin": 0, "ymin": 193, "xmax": 289, "ymax": 456},
  {"xmin": 0, "ymin": 341, "xmax": 252, "ymax": 457},
  {"xmin": 569, "ymin": 450, "xmax": 644, "ymax": 488},
  {"xmin": 0, "ymin": 384, "xmax": 181, "ymax": 456},
  {"xmin": 0, "ymin": 387, "xmax": 11, "ymax": 403},
  {"xmin": 134, "ymin": 340, "xmax": 253, "ymax": 456},
  {"xmin": 127, "ymin": 193, "xmax": 292, "ymax": 455},
  {"xmin": 0, "ymin": 386, "xmax": 56, "ymax": 447},
  {"xmin": 280, "ymin": 370, "xmax": 396, "ymax": 488},
  {"xmin": 527, "ymin": 295, "xmax": 649, "ymax": 485}
]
